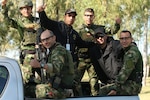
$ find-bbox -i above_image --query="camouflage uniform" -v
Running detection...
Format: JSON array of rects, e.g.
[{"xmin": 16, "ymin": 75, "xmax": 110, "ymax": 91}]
[
  {"xmin": 36, "ymin": 42, "xmax": 74, "ymax": 99},
  {"xmin": 76, "ymin": 24, "xmax": 100, "ymax": 96},
  {"xmin": 99, "ymin": 44, "xmax": 143, "ymax": 96},
  {"xmin": 2, "ymin": 0, "xmax": 40, "ymax": 97}
]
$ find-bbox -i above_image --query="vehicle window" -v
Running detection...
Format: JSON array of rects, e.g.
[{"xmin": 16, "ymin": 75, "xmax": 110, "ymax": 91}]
[{"xmin": 0, "ymin": 65, "xmax": 9, "ymax": 95}]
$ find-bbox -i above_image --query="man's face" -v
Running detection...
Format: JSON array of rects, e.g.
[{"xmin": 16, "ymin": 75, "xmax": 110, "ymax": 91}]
[
  {"xmin": 119, "ymin": 32, "xmax": 132, "ymax": 48},
  {"xmin": 84, "ymin": 11, "xmax": 94, "ymax": 26},
  {"xmin": 40, "ymin": 30, "xmax": 55, "ymax": 49},
  {"xmin": 64, "ymin": 13, "xmax": 76, "ymax": 26},
  {"xmin": 20, "ymin": 6, "xmax": 32, "ymax": 18},
  {"xmin": 96, "ymin": 35, "xmax": 107, "ymax": 46}
]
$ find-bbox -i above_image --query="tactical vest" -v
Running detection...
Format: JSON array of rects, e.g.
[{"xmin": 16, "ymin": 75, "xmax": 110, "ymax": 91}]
[
  {"xmin": 47, "ymin": 43, "xmax": 74, "ymax": 89},
  {"xmin": 20, "ymin": 16, "xmax": 40, "ymax": 47}
]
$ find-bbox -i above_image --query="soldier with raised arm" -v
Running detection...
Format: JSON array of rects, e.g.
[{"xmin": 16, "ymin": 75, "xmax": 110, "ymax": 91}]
[
  {"xmin": 76, "ymin": 8, "xmax": 121, "ymax": 96},
  {"xmin": 1, "ymin": 0, "xmax": 41, "ymax": 97}
]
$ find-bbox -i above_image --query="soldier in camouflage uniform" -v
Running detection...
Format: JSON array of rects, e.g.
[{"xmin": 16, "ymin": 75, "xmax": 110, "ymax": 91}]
[
  {"xmin": 99, "ymin": 30, "xmax": 143, "ymax": 96},
  {"xmin": 76, "ymin": 8, "xmax": 121, "ymax": 96},
  {"xmin": 1, "ymin": 0, "xmax": 40, "ymax": 97},
  {"xmin": 30, "ymin": 29, "xmax": 74, "ymax": 99}
]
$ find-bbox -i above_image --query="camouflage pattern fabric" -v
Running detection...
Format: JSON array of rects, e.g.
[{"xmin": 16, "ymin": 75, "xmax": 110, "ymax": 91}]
[
  {"xmin": 35, "ymin": 43, "xmax": 74, "ymax": 99},
  {"xmin": 46, "ymin": 43, "xmax": 74, "ymax": 88},
  {"xmin": 99, "ymin": 44, "xmax": 143, "ymax": 96},
  {"xmin": 18, "ymin": 0, "xmax": 33, "ymax": 9},
  {"xmin": 2, "ymin": 4, "xmax": 40, "ymax": 83},
  {"xmin": 36, "ymin": 84, "xmax": 66, "ymax": 99},
  {"xmin": 76, "ymin": 24, "xmax": 100, "ymax": 96},
  {"xmin": 20, "ymin": 54, "xmax": 41, "ymax": 84},
  {"xmin": 2, "ymin": 5, "xmax": 40, "ymax": 50},
  {"xmin": 99, "ymin": 80, "xmax": 142, "ymax": 95}
]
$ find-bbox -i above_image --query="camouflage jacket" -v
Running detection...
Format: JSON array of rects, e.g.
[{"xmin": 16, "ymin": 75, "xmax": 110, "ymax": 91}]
[
  {"xmin": 46, "ymin": 42, "xmax": 74, "ymax": 88},
  {"xmin": 115, "ymin": 44, "xmax": 143, "ymax": 87},
  {"xmin": 2, "ymin": 6, "xmax": 40, "ymax": 50}
]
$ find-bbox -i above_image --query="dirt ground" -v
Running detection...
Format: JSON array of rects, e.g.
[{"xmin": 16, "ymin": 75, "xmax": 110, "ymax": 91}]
[{"xmin": 139, "ymin": 77, "xmax": 150, "ymax": 100}]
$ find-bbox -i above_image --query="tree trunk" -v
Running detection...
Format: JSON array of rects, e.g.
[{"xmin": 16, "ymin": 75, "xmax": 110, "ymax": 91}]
[{"xmin": 142, "ymin": 17, "xmax": 148, "ymax": 86}]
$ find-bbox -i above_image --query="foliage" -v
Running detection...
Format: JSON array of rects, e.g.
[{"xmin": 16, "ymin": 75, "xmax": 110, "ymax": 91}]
[
  {"xmin": 0, "ymin": 0, "xmax": 150, "ymax": 58},
  {"xmin": 0, "ymin": 0, "xmax": 20, "ymax": 55}
]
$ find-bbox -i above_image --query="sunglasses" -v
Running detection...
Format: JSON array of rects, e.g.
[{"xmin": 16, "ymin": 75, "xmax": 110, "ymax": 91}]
[{"xmin": 95, "ymin": 33, "xmax": 104, "ymax": 39}]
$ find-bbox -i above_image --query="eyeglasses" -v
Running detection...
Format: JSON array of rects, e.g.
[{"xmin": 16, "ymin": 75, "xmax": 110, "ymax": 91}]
[
  {"xmin": 84, "ymin": 14, "xmax": 94, "ymax": 17},
  {"xmin": 119, "ymin": 37, "xmax": 131, "ymax": 40},
  {"xmin": 41, "ymin": 35, "xmax": 53, "ymax": 42}
]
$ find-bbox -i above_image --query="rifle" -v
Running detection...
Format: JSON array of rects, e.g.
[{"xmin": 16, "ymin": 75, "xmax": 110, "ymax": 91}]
[
  {"xmin": 84, "ymin": 27, "xmax": 95, "ymax": 38},
  {"xmin": 35, "ymin": 0, "xmax": 46, "ymax": 84},
  {"xmin": 35, "ymin": 27, "xmax": 47, "ymax": 84}
]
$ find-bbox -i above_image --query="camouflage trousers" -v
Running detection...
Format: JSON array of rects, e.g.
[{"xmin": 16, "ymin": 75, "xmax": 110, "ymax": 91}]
[
  {"xmin": 20, "ymin": 53, "xmax": 41, "ymax": 98},
  {"xmin": 99, "ymin": 80, "xmax": 142, "ymax": 96},
  {"xmin": 76, "ymin": 58, "xmax": 99, "ymax": 96},
  {"xmin": 36, "ymin": 84, "xmax": 73, "ymax": 99},
  {"xmin": 20, "ymin": 54, "xmax": 41, "ymax": 84}
]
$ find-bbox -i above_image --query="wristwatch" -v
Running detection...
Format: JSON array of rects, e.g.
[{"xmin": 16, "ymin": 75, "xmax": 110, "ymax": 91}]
[{"xmin": 40, "ymin": 63, "xmax": 45, "ymax": 68}]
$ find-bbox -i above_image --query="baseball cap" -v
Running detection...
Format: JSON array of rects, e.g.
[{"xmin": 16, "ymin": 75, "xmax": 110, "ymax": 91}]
[
  {"xmin": 94, "ymin": 27, "xmax": 106, "ymax": 38},
  {"xmin": 65, "ymin": 9, "xmax": 77, "ymax": 16}
]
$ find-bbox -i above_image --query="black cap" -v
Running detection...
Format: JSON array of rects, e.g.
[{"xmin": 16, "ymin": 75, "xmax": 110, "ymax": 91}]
[
  {"xmin": 94, "ymin": 27, "xmax": 106, "ymax": 38},
  {"xmin": 65, "ymin": 9, "xmax": 77, "ymax": 15}
]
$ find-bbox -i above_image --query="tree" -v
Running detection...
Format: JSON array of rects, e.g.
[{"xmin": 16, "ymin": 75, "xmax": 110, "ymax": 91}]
[
  {"xmin": 0, "ymin": 0, "xmax": 150, "ymax": 85},
  {"xmin": 0, "ymin": 0, "xmax": 20, "ymax": 55}
]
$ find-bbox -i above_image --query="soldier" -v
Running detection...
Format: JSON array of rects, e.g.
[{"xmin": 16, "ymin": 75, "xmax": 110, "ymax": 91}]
[
  {"xmin": 36, "ymin": 5, "xmax": 95, "ymax": 96},
  {"xmin": 1, "ymin": 0, "xmax": 40, "ymax": 97},
  {"xmin": 30, "ymin": 29, "xmax": 74, "ymax": 99},
  {"xmin": 76, "ymin": 8, "xmax": 121, "ymax": 96},
  {"xmin": 99, "ymin": 30, "xmax": 143, "ymax": 96}
]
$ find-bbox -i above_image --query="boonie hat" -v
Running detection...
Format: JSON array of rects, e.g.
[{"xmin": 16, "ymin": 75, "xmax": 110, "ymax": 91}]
[{"xmin": 65, "ymin": 9, "xmax": 77, "ymax": 16}]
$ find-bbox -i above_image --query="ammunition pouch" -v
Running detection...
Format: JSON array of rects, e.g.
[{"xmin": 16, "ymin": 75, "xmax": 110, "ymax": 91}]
[
  {"xmin": 48, "ymin": 76, "xmax": 62, "ymax": 90},
  {"xmin": 48, "ymin": 75, "xmax": 73, "ymax": 90},
  {"xmin": 52, "ymin": 76, "xmax": 62, "ymax": 89},
  {"xmin": 23, "ymin": 31, "xmax": 37, "ymax": 46}
]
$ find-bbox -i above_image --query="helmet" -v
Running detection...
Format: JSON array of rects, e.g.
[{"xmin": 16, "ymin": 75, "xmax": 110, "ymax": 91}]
[{"xmin": 18, "ymin": 0, "xmax": 33, "ymax": 9}]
